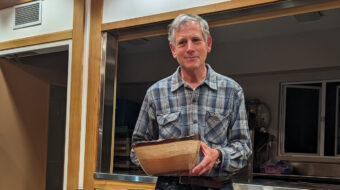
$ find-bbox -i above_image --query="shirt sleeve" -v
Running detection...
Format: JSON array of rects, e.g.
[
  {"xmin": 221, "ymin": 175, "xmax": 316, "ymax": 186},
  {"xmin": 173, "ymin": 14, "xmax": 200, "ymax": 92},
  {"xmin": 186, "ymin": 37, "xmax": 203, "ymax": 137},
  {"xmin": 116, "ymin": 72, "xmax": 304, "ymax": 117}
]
[
  {"xmin": 130, "ymin": 91, "xmax": 157, "ymax": 166},
  {"xmin": 217, "ymin": 89, "xmax": 252, "ymax": 175}
]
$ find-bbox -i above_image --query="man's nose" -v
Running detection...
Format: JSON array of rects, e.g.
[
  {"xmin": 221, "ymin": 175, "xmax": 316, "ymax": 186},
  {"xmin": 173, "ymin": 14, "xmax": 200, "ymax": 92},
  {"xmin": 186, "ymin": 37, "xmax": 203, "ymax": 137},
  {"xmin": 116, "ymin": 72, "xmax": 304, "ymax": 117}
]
[{"xmin": 186, "ymin": 40, "xmax": 194, "ymax": 52}]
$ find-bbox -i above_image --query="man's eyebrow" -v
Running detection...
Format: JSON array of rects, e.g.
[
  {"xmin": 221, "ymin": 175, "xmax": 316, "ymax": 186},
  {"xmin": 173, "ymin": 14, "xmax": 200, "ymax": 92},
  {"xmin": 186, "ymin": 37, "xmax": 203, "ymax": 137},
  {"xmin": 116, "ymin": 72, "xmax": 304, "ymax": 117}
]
[{"xmin": 177, "ymin": 38, "xmax": 186, "ymax": 42}]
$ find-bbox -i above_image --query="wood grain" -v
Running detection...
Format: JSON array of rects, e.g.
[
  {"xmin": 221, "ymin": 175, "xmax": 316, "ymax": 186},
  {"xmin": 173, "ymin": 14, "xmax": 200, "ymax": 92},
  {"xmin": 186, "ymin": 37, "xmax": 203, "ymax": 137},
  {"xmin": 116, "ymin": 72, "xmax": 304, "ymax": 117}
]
[
  {"xmin": 0, "ymin": 30, "xmax": 72, "ymax": 51},
  {"xmin": 102, "ymin": 0, "xmax": 280, "ymax": 31},
  {"xmin": 118, "ymin": 28, "xmax": 167, "ymax": 42},
  {"xmin": 66, "ymin": 0, "xmax": 85, "ymax": 189},
  {"xmin": 209, "ymin": 0, "xmax": 340, "ymax": 28},
  {"xmin": 0, "ymin": 0, "xmax": 33, "ymax": 10},
  {"xmin": 134, "ymin": 139, "xmax": 200, "ymax": 175},
  {"xmin": 94, "ymin": 179, "xmax": 156, "ymax": 190},
  {"xmin": 117, "ymin": 0, "xmax": 340, "ymax": 42},
  {"xmin": 83, "ymin": 0, "xmax": 103, "ymax": 189}
]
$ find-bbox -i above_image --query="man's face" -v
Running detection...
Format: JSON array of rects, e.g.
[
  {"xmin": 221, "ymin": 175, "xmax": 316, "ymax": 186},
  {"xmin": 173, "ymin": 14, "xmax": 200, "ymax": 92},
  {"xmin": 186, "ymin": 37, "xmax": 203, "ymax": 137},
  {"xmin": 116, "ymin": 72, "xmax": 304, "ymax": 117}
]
[{"xmin": 170, "ymin": 21, "xmax": 212, "ymax": 72}]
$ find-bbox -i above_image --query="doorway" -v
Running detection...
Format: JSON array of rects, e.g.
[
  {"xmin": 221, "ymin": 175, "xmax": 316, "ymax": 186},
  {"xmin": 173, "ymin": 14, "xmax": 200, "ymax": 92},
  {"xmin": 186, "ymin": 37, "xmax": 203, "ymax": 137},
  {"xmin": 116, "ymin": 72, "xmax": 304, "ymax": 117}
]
[{"xmin": 0, "ymin": 40, "xmax": 71, "ymax": 190}]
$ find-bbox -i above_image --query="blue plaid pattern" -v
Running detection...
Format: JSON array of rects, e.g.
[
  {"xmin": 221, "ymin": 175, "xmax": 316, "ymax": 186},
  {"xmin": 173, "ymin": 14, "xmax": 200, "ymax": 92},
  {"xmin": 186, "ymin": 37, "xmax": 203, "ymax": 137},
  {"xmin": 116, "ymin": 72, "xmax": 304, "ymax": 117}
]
[{"xmin": 131, "ymin": 64, "xmax": 252, "ymax": 177}]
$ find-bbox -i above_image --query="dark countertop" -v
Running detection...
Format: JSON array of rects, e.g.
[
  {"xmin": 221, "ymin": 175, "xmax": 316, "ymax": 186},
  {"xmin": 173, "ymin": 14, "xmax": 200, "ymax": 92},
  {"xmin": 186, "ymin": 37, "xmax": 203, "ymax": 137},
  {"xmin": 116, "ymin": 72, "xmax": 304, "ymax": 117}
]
[{"xmin": 94, "ymin": 172, "xmax": 340, "ymax": 190}]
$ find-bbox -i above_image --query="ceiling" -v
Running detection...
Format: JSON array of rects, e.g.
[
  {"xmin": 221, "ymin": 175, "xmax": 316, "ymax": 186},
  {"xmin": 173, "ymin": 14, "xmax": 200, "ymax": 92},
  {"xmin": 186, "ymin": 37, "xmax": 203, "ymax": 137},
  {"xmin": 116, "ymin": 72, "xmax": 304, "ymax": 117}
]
[{"xmin": 119, "ymin": 8, "xmax": 340, "ymax": 54}]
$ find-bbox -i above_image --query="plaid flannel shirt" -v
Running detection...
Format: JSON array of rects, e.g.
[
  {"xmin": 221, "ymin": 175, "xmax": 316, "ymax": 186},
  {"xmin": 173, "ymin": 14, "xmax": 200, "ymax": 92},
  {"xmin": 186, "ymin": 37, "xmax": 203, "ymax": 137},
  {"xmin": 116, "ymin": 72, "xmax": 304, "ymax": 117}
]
[{"xmin": 131, "ymin": 64, "xmax": 252, "ymax": 177}]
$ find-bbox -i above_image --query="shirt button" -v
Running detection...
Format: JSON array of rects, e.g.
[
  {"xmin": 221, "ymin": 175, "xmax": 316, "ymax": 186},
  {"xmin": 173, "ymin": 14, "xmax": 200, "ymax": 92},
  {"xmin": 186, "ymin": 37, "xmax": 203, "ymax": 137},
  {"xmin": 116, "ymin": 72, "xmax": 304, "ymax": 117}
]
[
  {"xmin": 193, "ymin": 120, "xmax": 197, "ymax": 124},
  {"xmin": 192, "ymin": 98, "xmax": 196, "ymax": 102}
]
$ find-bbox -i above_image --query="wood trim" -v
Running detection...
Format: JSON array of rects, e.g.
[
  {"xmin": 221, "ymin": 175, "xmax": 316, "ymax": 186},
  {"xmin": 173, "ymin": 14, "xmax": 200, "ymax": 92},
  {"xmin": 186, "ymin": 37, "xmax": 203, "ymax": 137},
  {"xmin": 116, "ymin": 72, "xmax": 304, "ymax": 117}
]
[
  {"xmin": 94, "ymin": 179, "xmax": 155, "ymax": 190},
  {"xmin": 118, "ymin": 28, "xmax": 167, "ymax": 42},
  {"xmin": 102, "ymin": 0, "xmax": 280, "ymax": 31},
  {"xmin": 66, "ymin": 0, "xmax": 85, "ymax": 189},
  {"xmin": 209, "ymin": 0, "xmax": 340, "ymax": 28},
  {"xmin": 0, "ymin": 30, "xmax": 72, "ymax": 51},
  {"xmin": 0, "ymin": 0, "xmax": 33, "ymax": 10},
  {"xmin": 83, "ymin": 0, "xmax": 103, "ymax": 189},
  {"xmin": 117, "ymin": 0, "xmax": 340, "ymax": 42}
]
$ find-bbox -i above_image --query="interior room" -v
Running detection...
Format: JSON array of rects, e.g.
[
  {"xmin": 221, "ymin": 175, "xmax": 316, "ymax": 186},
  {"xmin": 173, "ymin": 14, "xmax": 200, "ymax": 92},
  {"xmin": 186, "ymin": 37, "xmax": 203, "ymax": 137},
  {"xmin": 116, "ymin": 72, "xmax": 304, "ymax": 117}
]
[{"xmin": 99, "ymin": 7, "xmax": 340, "ymax": 184}]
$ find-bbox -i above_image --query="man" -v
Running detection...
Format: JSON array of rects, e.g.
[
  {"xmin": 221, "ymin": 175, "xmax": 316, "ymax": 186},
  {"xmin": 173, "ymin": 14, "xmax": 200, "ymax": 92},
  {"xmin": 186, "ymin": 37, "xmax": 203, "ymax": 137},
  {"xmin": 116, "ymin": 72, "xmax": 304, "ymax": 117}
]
[{"xmin": 131, "ymin": 14, "xmax": 252, "ymax": 190}]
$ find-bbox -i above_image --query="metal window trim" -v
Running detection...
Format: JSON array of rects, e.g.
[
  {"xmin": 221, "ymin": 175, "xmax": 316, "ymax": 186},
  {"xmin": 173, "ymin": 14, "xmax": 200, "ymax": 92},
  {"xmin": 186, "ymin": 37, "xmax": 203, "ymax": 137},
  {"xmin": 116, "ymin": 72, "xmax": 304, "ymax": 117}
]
[
  {"xmin": 97, "ymin": 32, "xmax": 108, "ymax": 172},
  {"xmin": 320, "ymin": 82, "xmax": 326, "ymax": 156},
  {"xmin": 280, "ymin": 84, "xmax": 322, "ymax": 156},
  {"xmin": 335, "ymin": 86, "xmax": 340, "ymax": 155},
  {"xmin": 97, "ymin": 32, "xmax": 118, "ymax": 172}
]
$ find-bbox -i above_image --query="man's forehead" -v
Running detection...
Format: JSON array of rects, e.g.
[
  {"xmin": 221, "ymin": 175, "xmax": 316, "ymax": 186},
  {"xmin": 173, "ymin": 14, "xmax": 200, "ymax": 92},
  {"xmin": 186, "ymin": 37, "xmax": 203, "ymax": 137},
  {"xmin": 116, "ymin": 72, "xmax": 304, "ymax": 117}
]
[
  {"xmin": 177, "ymin": 21, "xmax": 200, "ymax": 30},
  {"xmin": 174, "ymin": 22, "xmax": 203, "ymax": 37}
]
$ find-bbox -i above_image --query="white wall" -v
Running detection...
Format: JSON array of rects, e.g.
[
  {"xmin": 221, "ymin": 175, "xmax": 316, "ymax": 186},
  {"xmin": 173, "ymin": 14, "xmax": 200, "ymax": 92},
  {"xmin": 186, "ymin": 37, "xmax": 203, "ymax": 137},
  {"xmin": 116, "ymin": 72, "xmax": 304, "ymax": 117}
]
[
  {"xmin": 102, "ymin": 0, "xmax": 229, "ymax": 23},
  {"xmin": 0, "ymin": 0, "xmax": 73, "ymax": 42}
]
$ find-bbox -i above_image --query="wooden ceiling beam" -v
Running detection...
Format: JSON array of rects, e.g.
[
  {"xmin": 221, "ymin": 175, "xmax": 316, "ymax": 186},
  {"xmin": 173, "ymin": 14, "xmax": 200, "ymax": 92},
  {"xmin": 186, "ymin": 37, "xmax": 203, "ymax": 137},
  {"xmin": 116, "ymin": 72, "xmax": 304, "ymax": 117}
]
[{"xmin": 0, "ymin": 0, "xmax": 34, "ymax": 10}]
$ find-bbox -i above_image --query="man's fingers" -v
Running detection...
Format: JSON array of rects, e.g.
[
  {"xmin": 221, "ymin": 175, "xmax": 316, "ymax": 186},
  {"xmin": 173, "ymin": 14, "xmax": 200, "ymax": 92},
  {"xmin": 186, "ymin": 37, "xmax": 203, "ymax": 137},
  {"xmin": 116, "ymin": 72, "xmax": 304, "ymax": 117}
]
[
  {"xmin": 191, "ymin": 141, "xmax": 219, "ymax": 176},
  {"xmin": 191, "ymin": 156, "xmax": 211, "ymax": 175},
  {"xmin": 200, "ymin": 142, "xmax": 209, "ymax": 152}
]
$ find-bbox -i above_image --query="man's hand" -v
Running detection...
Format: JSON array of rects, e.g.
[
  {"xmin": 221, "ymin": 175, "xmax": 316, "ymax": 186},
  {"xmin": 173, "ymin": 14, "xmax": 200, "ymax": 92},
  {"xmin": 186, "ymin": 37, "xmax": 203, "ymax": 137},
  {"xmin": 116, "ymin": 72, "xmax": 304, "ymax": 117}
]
[{"xmin": 184, "ymin": 141, "xmax": 219, "ymax": 176}]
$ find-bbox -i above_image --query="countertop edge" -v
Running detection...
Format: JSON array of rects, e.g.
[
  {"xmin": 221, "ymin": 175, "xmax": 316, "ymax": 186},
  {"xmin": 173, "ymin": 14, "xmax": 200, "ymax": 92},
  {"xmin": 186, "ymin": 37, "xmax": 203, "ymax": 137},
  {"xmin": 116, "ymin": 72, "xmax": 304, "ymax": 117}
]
[{"xmin": 94, "ymin": 172, "xmax": 158, "ymax": 184}]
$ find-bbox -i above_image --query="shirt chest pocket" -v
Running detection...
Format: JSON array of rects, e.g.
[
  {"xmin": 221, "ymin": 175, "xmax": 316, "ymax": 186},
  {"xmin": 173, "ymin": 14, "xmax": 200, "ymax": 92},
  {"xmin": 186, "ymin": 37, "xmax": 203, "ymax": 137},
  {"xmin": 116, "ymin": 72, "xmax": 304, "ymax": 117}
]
[
  {"xmin": 205, "ymin": 109, "xmax": 232, "ymax": 145},
  {"xmin": 157, "ymin": 111, "xmax": 182, "ymax": 139}
]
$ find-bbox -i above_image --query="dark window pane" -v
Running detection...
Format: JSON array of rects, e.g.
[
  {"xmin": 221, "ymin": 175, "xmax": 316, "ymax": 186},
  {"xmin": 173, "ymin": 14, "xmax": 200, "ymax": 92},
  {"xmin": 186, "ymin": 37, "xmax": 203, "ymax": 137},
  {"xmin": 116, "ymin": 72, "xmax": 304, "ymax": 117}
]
[
  {"xmin": 100, "ymin": 105, "xmax": 113, "ymax": 172},
  {"xmin": 285, "ymin": 87, "xmax": 319, "ymax": 153},
  {"xmin": 324, "ymin": 83, "xmax": 340, "ymax": 156}
]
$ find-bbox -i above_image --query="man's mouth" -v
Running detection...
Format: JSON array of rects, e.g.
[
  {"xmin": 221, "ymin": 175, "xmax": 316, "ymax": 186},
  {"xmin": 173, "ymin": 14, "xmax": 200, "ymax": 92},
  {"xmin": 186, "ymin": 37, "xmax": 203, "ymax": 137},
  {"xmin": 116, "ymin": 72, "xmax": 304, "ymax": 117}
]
[{"xmin": 185, "ymin": 56, "xmax": 198, "ymax": 60}]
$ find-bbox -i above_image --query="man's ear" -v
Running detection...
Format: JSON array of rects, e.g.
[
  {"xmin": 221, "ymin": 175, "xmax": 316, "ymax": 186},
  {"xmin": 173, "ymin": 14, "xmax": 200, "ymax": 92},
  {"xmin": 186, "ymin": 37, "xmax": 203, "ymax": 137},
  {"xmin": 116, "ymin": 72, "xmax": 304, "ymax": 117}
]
[
  {"xmin": 169, "ymin": 43, "xmax": 177, "ymax": 58},
  {"xmin": 207, "ymin": 36, "xmax": 212, "ymax": 53}
]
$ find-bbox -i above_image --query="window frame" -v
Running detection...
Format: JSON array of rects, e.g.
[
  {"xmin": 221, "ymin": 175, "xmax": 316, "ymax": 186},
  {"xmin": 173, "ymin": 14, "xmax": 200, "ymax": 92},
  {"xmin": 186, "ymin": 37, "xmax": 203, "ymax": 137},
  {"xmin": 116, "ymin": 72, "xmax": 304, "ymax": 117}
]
[
  {"xmin": 278, "ymin": 80, "xmax": 340, "ymax": 162},
  {"xmin": 280, "ymin": 84, "xmax": 322, "ymax": 156},
  {"xmin": 335, "ymin": 86, "xmax": 340, "ymax": 155}
]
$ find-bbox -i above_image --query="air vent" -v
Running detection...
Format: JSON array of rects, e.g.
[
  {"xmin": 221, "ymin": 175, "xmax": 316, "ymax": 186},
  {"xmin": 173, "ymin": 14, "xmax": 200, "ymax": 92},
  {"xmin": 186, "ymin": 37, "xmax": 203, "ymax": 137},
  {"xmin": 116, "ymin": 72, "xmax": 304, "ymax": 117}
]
[
  {"xmin": 14, "ymin": 1, "xmax": 42, "ymax": 29},
  {"xmin": 294, "ymin": 11, "xmax": 323, "ymax": 23}
]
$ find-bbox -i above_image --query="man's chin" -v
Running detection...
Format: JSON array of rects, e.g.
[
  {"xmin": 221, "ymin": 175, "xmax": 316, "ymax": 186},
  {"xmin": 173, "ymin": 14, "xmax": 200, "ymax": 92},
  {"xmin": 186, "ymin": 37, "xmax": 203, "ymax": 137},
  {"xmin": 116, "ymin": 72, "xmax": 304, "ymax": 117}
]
[{"xmin": 181, "ymin": 63, "xmax": 204, "ymax": 70}]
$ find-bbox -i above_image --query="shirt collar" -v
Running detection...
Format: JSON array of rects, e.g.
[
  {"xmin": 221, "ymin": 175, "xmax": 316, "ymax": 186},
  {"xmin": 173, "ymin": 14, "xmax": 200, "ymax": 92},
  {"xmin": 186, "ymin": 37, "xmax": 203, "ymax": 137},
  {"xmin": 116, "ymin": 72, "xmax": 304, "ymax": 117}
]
[
  {"xmin": 204, "ymin": 64, "xmax": 218, "ymax": 90},
  {"xmin": 171, "ymin": 64, "xmax": 218, "ymax": 92},
  {"xmin": 171, "ymin": 66, "xmax": 184, "ymax": 92}
]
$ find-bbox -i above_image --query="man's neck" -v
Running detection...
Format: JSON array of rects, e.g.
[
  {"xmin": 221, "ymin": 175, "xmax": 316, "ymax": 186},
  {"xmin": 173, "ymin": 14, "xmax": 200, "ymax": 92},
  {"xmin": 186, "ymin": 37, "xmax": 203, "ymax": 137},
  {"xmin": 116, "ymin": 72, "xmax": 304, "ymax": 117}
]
[{"xmin": 180, "ymin": 66, "xmax": 207, "ymax": 90}]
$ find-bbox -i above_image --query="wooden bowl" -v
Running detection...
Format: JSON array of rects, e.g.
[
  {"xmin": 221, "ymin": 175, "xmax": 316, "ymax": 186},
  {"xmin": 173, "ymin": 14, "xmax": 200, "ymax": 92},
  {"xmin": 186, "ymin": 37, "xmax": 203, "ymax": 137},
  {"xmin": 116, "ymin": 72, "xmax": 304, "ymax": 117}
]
[{"xmin": 133, "ymin": 135, "xmax": 201, "ymax": 176}]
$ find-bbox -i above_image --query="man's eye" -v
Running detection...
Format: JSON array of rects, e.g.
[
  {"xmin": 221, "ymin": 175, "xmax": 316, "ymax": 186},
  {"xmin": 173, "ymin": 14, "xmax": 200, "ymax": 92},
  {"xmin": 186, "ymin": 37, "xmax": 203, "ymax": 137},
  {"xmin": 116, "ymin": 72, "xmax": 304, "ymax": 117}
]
[
  {"xmin": 177, "ymin": 41, "xmax": 186, "ymax": 46},
  {"xmin": 192, "ymin": 38, "xmax": 201, "ymax": 42}
]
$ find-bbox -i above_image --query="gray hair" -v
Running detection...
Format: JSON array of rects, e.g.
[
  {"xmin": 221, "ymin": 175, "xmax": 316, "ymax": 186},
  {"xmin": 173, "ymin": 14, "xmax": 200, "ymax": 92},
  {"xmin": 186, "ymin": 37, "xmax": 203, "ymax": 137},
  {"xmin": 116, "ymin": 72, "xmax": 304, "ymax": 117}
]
[{"xmin": 168, "ymin": 14, "xmax": 210, "ymax": 46}]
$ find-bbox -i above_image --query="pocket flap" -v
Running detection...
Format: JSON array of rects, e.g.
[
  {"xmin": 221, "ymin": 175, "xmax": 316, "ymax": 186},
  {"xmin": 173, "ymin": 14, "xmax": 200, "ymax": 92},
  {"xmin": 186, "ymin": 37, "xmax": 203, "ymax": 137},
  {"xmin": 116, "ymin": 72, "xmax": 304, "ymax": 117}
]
[
  {"xmin": 207, "ymin": 109, "xmax": 232, "ymax": 120},
  {"xmin": 157, "ymin": 111, "xmax": 180, "ymax": 126}
]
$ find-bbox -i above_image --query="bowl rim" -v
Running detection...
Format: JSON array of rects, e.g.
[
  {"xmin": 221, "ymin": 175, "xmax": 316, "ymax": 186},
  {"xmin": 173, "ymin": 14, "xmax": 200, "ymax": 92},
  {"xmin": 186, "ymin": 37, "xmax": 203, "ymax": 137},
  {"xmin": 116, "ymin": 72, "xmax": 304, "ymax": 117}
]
[{"xmin": 133, "ymin": 134, "xmax": 201, "ymax": 148}]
